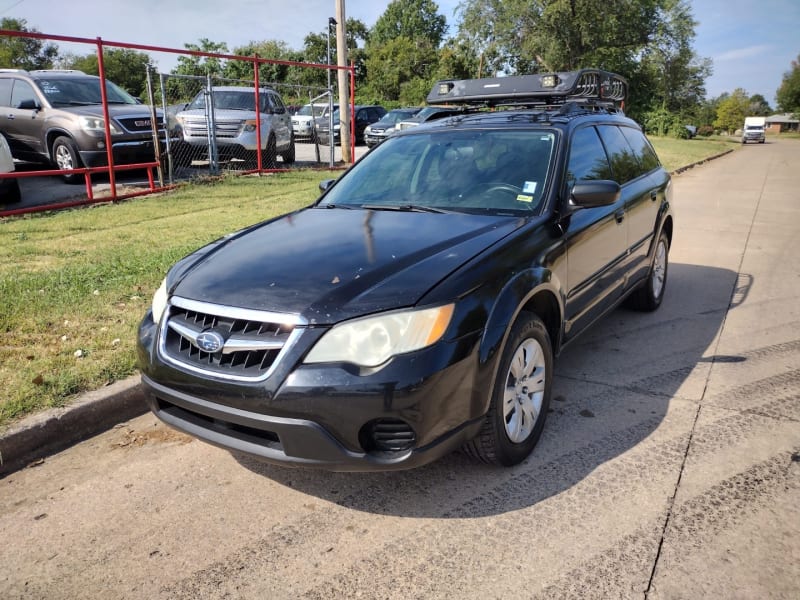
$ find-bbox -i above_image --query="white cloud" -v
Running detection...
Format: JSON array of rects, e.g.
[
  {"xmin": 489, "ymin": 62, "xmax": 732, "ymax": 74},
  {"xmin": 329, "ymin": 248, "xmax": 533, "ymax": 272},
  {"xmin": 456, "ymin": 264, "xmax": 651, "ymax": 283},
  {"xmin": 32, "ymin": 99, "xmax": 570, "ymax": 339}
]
[{"xmin": 715, "ymin": 45, "xmax": 772, "ymax": 62}]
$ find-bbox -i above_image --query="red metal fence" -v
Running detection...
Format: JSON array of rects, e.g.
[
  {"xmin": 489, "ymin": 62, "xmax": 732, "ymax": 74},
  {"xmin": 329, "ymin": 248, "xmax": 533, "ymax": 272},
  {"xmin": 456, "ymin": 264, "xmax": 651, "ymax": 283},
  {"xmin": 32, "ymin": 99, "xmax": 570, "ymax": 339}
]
[{"xmin": 0, "ymin": 29, "xmax": 355, "ymax": 217}]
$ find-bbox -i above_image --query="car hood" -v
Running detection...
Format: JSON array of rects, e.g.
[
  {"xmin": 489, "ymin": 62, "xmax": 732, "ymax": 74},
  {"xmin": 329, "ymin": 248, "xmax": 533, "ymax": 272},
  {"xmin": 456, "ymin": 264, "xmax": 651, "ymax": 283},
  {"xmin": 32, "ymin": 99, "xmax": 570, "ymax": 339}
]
[
  {"xmin": 171, "ymin": 207, "xmax": 522, "ymax": 324},
  {"xmin": 63, "ymin": 104, "xmax": 162, "ymax": 119},
  {"xmin": 178, "ymin": 109, "xmax": 258, "ymax": 122}
]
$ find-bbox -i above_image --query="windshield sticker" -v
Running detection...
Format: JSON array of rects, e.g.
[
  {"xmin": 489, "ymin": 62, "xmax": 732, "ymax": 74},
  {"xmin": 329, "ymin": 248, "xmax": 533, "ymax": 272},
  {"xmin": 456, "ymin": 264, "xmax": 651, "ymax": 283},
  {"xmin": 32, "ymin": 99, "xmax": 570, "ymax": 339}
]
[
  {"xmin": 40, "ymin": 82, "xmax": 60, "ymax": 94},
  {"xmin": 516, "ymin": 194, "xmax": 533, "ymax": 203},
  {"xmin": 523, "ymin": 181, "xmax": 538, "ymax": 195}
]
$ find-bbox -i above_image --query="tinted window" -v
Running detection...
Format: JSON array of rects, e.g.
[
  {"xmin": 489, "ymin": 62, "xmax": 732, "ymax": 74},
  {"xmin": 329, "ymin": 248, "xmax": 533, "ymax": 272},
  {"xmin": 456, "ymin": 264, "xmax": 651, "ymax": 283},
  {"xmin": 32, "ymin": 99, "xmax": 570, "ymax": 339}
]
[
  {"xmin": 10, "ymin": 80, "xmax": 38, "ymax": 109},
  {"xmin": 597, "ymin": 125, "xmax": 642, "ymax": 184},
  {"xmin": 619, "ymin": 126, "xmax": 660, "ymax": 173},
  {"xmin": 0, "ymin": 78, "xmax": 11, "ymax": 106},
  {"xmin": 566, "ymin": 126, "xmax": 612, "ymax": 187}
]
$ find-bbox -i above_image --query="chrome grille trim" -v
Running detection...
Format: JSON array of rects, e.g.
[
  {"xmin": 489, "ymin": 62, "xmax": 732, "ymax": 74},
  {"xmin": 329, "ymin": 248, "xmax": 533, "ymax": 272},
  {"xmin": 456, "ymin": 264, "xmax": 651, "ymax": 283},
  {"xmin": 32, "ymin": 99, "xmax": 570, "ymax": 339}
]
[{"xmin": 157, "ymin": 296, "xmax": 306, "ymax": 382}]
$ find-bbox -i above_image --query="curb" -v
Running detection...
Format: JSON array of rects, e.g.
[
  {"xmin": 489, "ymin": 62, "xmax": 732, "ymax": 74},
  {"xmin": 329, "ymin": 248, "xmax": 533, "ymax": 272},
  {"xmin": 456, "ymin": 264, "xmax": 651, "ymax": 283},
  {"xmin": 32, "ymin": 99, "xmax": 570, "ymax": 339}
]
[
  {"xmin": 0, "ymin": 375, "xmax": 147, "ymax": 477},
  {"xmin": 671, "ymin": 148, "xmax": 734, "ymax": 175}
]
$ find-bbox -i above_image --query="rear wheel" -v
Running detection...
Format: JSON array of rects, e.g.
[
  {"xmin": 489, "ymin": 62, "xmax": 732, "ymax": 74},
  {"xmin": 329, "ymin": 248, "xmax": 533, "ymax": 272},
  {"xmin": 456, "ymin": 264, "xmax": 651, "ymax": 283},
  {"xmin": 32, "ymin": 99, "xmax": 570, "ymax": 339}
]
[
  {"xmin": 463, "ymin": 312, "xmax": 552, "ymax": 466},
  {"xmin": 627, "ymin": 230, "xmax": 669, "ymax": 311},
  {"xmin": 52, "ymin": 136, "xmax": 83, "ymax": 184}
]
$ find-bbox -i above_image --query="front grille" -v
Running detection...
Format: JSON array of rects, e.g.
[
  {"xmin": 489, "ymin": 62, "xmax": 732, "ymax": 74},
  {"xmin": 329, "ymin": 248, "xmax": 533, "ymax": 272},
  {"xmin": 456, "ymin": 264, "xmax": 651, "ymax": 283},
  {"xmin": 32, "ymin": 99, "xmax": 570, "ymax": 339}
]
[
  {"xmin": 118, "ymin": 116, "xmax": 164, "ymax": 133},
  {"xmin": 183, "ymin": 119, "xmax": 242, "ymax": 138},
  {"xmin": 159, "ymin": 297, "xmax": 303, "ymax": 381}
]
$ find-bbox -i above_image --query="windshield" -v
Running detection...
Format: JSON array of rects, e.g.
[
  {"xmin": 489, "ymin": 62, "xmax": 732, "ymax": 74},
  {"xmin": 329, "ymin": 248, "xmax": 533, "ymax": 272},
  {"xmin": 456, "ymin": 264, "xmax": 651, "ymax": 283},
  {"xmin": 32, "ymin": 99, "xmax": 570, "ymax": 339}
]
[
  {"xmin": 36, "ymin": 77, "xmax": 138, "ymax": 106},
  {"xmin": 188, "ymin": 90, "xmax": 272, "ymax": 112},
  {"xmin": 377, "ymin": 109, "xmax": 419, "ymax": 126},
  {"xmin": 298, "ymin": 104, "xmax": 325, "ymax": 117},
  {"xmin": 320, "ymin": 129, "xmax": 556, "ymax": 215}
]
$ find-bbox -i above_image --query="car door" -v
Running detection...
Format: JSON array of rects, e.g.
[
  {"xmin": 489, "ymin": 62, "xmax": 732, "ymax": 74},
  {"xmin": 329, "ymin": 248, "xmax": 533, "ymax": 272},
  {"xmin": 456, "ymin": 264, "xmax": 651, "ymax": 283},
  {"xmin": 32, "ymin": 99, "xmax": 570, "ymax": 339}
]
[
  {"xmin": 2, "ymin": 77, "xmax": 46, "ymax": 160},
  {"xmin": 617, "ymin": 126, "xmax": 668, "ymax": 287},
  {"xmin": 266, "ymin": 92, "xmax": 291, "ymax": 149},
  {"xmin": 561, "ymin": 125, "xmax": 628, "ymax": 341}
]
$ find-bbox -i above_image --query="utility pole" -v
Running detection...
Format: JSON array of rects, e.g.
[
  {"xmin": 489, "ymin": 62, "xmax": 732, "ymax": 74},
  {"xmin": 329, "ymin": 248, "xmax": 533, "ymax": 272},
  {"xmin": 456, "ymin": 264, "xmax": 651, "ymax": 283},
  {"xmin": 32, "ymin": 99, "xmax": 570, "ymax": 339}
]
[{"xmin": 335, "ymin": 0, "xmax": 351, "ymax": 163}]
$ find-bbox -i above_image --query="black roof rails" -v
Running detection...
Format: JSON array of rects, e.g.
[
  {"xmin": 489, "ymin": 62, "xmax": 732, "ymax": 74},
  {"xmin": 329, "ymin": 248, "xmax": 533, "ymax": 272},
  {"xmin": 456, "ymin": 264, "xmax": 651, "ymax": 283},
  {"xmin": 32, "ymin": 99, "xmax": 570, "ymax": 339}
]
[{"xmin": 427, "ymin": 69, "xmax": 627, "ymax": 108}]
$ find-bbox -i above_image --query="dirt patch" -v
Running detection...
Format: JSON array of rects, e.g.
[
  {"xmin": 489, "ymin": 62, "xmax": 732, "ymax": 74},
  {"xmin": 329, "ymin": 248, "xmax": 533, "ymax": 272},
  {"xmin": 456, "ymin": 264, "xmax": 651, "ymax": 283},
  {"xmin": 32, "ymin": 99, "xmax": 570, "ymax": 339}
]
[{"xmin": 112, "ymin": 424, "xmax": 193, "ymax": 449}]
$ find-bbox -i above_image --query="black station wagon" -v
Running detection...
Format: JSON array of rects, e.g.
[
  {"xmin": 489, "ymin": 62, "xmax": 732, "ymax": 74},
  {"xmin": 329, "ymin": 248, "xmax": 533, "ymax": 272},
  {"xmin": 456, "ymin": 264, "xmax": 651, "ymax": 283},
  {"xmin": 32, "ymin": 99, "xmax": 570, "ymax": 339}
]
[{"xmin": 137, "ymin": 70, "xmax": 673, "ymax": 470}]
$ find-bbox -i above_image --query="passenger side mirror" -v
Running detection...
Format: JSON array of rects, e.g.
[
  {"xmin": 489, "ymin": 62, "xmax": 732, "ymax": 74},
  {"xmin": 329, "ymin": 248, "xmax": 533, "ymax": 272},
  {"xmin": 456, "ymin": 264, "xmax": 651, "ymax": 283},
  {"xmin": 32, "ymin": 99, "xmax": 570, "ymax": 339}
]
[
  {"xmin": 570, "ymin": 180, "xmax": 620, "ymax": 208},
  {"xmin": 18, "ymin": 99, "xmax": 40, "ymax": 111}
]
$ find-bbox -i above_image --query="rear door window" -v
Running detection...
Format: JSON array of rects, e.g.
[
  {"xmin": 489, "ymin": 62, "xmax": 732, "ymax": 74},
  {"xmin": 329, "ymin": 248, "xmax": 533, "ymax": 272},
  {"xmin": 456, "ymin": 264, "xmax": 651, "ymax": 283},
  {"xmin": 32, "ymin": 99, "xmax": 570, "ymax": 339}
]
[{"xmin": 619, "ymin": 126, "xmax": 660, "ymax": 173}]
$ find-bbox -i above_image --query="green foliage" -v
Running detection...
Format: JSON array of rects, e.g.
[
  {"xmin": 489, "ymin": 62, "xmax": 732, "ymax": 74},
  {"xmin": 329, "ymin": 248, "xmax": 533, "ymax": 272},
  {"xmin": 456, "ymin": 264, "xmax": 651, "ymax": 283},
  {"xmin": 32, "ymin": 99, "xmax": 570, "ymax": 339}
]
[
  {"xmin": 776, "ymin": 54, "xmax": 800, "ymax": 114},
  {"xmin": 713, "ymin": 88, "xmax": 749, "ymax": 133},
  {"xmin": 0, "ymin": 17, "xmax": 58, "ymax": 70},
  {"xmin": 363, "ymin": 36, "xmax": 438, "ymax": 102},
  {"xmin": 59, "ymin": 48, "xmax": 152, "ymax": 97},
  {"xmin": 370, "ymin": 0, "xmax": 447, "ymax": 48}
]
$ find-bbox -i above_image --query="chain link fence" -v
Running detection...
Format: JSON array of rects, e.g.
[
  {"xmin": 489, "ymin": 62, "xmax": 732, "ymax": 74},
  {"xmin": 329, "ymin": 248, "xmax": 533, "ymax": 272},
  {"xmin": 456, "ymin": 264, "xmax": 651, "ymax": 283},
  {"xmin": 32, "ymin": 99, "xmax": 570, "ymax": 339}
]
[{"xmin": 150, "ymin": 72, "xmax": 333, "ymax": 184}]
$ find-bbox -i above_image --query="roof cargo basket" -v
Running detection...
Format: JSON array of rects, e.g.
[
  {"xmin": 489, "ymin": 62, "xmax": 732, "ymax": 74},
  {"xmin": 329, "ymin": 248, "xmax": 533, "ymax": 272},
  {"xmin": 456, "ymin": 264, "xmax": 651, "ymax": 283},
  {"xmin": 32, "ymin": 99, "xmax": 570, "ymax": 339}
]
[{"xmin": 427, "ymin": 69, "xmax": 627, "ymax": 108}]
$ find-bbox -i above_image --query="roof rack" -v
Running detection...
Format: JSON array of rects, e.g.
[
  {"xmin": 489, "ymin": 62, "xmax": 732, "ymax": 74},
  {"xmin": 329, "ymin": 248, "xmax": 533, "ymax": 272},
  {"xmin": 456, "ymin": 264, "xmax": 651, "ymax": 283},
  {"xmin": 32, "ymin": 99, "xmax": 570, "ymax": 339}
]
[
  {"xmin": 427, "ymin": 69, "xmax": 627, "ymax": 108},
  {"xmin": 30, "ymin": 69, "xmax": 87, "ymax": 75}
]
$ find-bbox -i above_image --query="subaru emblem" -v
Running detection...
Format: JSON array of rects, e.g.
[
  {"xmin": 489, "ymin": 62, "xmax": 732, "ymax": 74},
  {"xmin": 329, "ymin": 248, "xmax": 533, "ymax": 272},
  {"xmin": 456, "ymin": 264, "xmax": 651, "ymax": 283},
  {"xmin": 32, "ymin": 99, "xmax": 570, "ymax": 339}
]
[{"xmin": 195, "ymin": 330, "xmax": 225, "ymax": 353}]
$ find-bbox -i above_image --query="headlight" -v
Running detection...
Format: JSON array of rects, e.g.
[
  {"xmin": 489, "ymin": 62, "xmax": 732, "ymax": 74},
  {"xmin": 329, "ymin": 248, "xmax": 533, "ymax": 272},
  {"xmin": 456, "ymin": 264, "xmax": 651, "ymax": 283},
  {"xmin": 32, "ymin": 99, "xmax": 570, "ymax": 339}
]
[
  {"xmin": 304, "ymin": 304, "xmax": 454, "ymax": 368},
  {"xmin": 243, "ymin": 119, "xmax": 257, "ymax": 132},
  {"xmin": 151, "ymin": 278, "xmax": 168, "ymax": 324},
  {"xmin": 78, "ymin": 116, "xmax": 121, "ymax": 135}
]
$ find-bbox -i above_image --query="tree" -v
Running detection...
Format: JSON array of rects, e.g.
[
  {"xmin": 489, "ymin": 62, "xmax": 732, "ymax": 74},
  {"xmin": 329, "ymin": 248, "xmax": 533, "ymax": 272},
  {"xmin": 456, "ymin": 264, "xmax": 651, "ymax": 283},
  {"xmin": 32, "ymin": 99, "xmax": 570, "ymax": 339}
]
[
  {"xmin": 166, "ymin": 39, "xmax": 229, "ymax": 103},
  {"xmin": 370, "ymin": 0, "xmax": 447, "ymax": 48},
  {"xmin": 714, "ymin": 89, "xmax": 749, "ymax": 133},
  {"xmin": 776, "ymin": 54, "xmax": 800, "ymax": 114},
  {"xmin": 364, "ymin": 0, "xmax": 447, "ymax": 102},
  {"xmin": 0, "ymin": 18, "xmax": 58, "ymax": 70},
  {"xmin": 748, "ymin": 94, "xmax": 772, "ymax": 116},
  {"xmin": 299, "ymin": 18, "xmax": 370, "ymax": 93},
  {"xmin": 60, "ymin": 48, "xmax": 152, "ymax": 97}
]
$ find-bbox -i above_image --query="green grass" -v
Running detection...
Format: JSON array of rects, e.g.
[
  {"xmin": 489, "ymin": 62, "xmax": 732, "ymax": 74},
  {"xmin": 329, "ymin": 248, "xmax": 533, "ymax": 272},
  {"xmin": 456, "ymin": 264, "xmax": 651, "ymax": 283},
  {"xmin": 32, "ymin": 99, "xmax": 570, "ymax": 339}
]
[
  {"xmin": 649, "ymin": 136, "xmax": 740, "ymax": 172},
  {"xmin": 0, "ymin": 137, "xmax": 737, "ymax": 427}
]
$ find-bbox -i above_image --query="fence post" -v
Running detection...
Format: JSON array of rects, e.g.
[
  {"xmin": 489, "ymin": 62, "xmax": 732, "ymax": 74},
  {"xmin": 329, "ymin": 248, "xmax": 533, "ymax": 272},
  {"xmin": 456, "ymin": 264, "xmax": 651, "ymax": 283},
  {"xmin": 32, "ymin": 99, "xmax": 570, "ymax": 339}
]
[
  {"xmin": 253, "ymin": 56, "xmax": 262, "ymax": 172},
  {"xmin": 205, "ymin": 74, "xmax": 219, "ymax": 175},
  {"xmin": 145, "ymin": 67, "xmax": 164, "ymax": 187},
  {"xmin": 159, "ymin": 73, "xmax": 174, "ymax": 185},
  {"xmin": 95, "ymin": 37, "xmax": 117, "ymax": 200}
]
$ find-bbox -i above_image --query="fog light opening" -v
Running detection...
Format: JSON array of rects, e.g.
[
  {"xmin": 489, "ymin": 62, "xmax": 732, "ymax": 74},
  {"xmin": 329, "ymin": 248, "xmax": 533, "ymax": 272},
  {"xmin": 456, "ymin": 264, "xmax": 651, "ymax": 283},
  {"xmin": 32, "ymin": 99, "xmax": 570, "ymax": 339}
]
[{"xmin": 359, "ymin": 418, "xmax": 416, "ymax": 455}]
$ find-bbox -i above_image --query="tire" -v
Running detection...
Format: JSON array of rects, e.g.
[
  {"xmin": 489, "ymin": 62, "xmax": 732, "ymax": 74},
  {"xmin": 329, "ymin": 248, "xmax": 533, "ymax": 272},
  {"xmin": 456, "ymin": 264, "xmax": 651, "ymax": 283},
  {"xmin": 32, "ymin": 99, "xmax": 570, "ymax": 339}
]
[
  {"xmin": 463, "ymin": 312, "xmax": 553, "ymax": 466},
  {"xmin": 264, "ymin": 135, "xmax": 277, "ymax": 169},
  {"xmin": 627, "ymin": 230, "xmax": 669, "ymax": 311},
  {"xmin": 281, "ymin": 136, "xmax": 296, "ymax": 165},
  {"xmin": 1, "ymin": 178, "xmax": 21, "ymax": 203},
  {"xmin": 52, "ymin": 136, "xmax": 83, "ymax": 184}
]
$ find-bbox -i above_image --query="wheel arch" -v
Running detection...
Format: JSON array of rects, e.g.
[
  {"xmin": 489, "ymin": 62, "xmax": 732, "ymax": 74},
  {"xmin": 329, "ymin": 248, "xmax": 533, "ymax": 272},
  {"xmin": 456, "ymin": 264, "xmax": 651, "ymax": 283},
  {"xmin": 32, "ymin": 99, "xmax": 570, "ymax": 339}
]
[{"xmin": 45, "ymin": 128, "xmax": 76, "ymax": 161}]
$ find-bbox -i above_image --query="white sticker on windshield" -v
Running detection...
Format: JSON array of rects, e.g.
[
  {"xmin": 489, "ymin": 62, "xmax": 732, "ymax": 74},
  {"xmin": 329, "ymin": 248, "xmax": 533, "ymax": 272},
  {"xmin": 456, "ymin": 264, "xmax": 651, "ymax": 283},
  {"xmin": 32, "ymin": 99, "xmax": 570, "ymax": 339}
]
[{"xmin": 523, "ymin": 181, "xmax": 538, "ymax": 195}]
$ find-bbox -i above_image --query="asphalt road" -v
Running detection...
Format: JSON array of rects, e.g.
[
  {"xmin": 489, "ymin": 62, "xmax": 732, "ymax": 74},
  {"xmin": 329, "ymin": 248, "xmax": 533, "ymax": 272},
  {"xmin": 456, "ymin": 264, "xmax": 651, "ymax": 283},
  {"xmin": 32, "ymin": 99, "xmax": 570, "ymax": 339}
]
[
  {"xmin": 3, "ymin": 141, "xmax": 360, "ymax": 213},
  {"xmin": 1, "ymin": 139, "xmax": 798, "ymax": 599}
]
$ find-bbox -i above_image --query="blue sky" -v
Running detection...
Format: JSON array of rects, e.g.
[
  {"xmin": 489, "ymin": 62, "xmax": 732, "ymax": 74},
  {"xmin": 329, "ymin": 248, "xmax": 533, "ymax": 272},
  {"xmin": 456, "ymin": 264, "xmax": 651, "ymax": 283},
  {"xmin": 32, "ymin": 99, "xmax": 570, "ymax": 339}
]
[{"xmin": 2, "ymin": 0, "xmax": 797, "ymax": 106}]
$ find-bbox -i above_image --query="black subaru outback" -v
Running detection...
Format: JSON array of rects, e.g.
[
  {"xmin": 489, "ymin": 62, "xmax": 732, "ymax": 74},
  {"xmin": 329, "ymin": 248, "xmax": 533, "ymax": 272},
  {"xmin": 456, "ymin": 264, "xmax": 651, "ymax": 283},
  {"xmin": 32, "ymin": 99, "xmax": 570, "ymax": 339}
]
[{"xmin": 137, "ymin": 70, "xmax": 673, "ymax": 471}]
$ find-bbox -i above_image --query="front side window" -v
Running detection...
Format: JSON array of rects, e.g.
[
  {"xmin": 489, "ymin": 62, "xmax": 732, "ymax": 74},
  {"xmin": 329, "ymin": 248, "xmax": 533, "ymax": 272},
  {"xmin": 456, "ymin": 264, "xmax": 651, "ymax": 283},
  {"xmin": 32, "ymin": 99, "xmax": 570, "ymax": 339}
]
[
  {"xmin": 10, "ymin": 80, "xmax": 38, "ymax": 108},
  {"xmin": 319, "ymin": 129, "xmax": 556, "ymax": 214},
  {"xmin": 565, "ymin": 126, "xmax": 612, "ymax": 188}
]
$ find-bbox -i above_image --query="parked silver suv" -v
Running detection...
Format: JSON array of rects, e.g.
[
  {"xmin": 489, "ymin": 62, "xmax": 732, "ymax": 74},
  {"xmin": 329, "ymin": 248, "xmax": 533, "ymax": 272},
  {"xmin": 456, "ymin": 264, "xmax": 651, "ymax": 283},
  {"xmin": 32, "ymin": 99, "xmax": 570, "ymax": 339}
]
[
  {"xmin": 0, "ymin": 69, "xmax": 164, "ymax": 182},
  {"xmin": 174, "ymin": 86, "xmax": 295, "ymax": 167}
]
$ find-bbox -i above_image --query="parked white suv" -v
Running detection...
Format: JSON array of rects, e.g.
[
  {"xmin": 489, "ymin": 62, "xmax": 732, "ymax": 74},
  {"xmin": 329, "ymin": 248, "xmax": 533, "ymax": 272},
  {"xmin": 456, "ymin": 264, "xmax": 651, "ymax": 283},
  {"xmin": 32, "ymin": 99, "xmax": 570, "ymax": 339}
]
[
  {"xmin": 291, "ymin": 103, "xmax": 326, "ymax": 141},
  {"xmin": 174, "ymin": 86, "xmax": 294, "ymax": 167}
]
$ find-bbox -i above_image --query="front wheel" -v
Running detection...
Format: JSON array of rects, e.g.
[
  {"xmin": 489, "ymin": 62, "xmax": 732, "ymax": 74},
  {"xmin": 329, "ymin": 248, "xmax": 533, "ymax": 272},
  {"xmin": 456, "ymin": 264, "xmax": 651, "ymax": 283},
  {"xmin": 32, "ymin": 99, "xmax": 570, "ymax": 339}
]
[
  {"xmin": 627, "ymin": 230, "xmax": 669, "ymax": 311},
  {"xmin": 281, "ymin": 137, "xmax": 295, "ymax": 165},
  {"xmin": 463, "ymin": 313, "xmax": 553, "ymax": 466},
  {"xmin": 52, "ymin": 136, "xmax": 83, "ymax": 184}
]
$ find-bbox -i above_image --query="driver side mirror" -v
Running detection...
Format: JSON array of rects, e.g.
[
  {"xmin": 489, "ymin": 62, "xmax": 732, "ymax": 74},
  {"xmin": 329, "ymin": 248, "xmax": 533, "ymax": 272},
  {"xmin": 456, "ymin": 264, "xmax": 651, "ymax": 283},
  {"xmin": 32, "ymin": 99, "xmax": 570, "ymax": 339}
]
[
  {"xmin": 570, "ymin": 180, "xmax": 620, "ymax": 208},
  {"xmin": 18, "ymin": 99, "xmax": 40, "ymax": 111},
  {"xmin": 319, "ymin": 179, "xmax": 335, "ymax": 192}
]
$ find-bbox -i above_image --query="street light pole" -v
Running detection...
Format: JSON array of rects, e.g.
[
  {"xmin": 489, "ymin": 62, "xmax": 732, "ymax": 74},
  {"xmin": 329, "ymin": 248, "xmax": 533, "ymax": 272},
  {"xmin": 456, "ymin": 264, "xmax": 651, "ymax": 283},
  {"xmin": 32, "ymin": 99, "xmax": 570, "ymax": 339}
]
[{"xmin": 327, "ymin": 17, "xmax": 337, "ymax": 167}]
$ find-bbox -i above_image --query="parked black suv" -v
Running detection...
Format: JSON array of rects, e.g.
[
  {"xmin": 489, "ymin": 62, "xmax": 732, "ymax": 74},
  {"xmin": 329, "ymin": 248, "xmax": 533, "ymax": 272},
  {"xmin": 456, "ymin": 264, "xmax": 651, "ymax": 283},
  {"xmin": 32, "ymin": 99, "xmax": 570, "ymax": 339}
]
[
  {"xmin": 138, "ymin": 70, "xmax": 673, "ymax": 471},
  {"xmin": 0, "ymin": 69, "xmax": 164, "ymax": 182}
]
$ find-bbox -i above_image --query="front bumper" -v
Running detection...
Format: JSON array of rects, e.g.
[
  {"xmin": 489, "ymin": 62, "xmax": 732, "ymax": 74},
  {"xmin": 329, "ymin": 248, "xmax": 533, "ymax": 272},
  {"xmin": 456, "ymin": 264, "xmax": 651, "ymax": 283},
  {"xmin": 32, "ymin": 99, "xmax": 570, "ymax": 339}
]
[
  {"xmin": 138, "ymin": 313, "xmax": 485, "ymax": 471},
  {"xmin": 79, "ymin": 139, "xmax": 162, "ymax": 167}
]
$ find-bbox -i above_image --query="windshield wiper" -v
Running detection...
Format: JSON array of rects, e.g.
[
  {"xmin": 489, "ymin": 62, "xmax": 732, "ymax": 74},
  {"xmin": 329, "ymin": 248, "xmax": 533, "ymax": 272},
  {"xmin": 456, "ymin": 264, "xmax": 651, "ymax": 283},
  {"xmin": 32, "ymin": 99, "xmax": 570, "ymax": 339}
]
[
  {"xmin": 361, "ymin": 204, "xmax": 452, "ymax": 214},
  {"xmin": 321, "ymin": 203, "xmax": 356, "ymax": 209}
]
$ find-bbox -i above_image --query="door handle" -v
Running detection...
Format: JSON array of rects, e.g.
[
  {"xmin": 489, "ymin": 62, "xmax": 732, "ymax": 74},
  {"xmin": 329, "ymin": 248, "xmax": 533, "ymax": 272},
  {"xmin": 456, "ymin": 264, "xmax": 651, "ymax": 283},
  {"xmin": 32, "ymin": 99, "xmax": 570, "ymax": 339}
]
[
  {"xmin": 650, "ymin": 190, "xmax": 658, "ymax": 201},
  {"xmin": 7, "ymin": 114, "xmax": 14, "ymax": 120},
  {"xmin": 614, "ymin": 209, "xmax": 625, "ymax": 224}
]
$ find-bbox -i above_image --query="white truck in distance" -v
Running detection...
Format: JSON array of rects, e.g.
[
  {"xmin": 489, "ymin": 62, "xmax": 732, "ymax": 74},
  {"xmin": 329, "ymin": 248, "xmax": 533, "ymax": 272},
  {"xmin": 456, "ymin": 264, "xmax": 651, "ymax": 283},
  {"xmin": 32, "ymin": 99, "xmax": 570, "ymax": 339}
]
[{"xmin": 742, "ymin": 116, "xmax": 766, "ymax": 144}]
